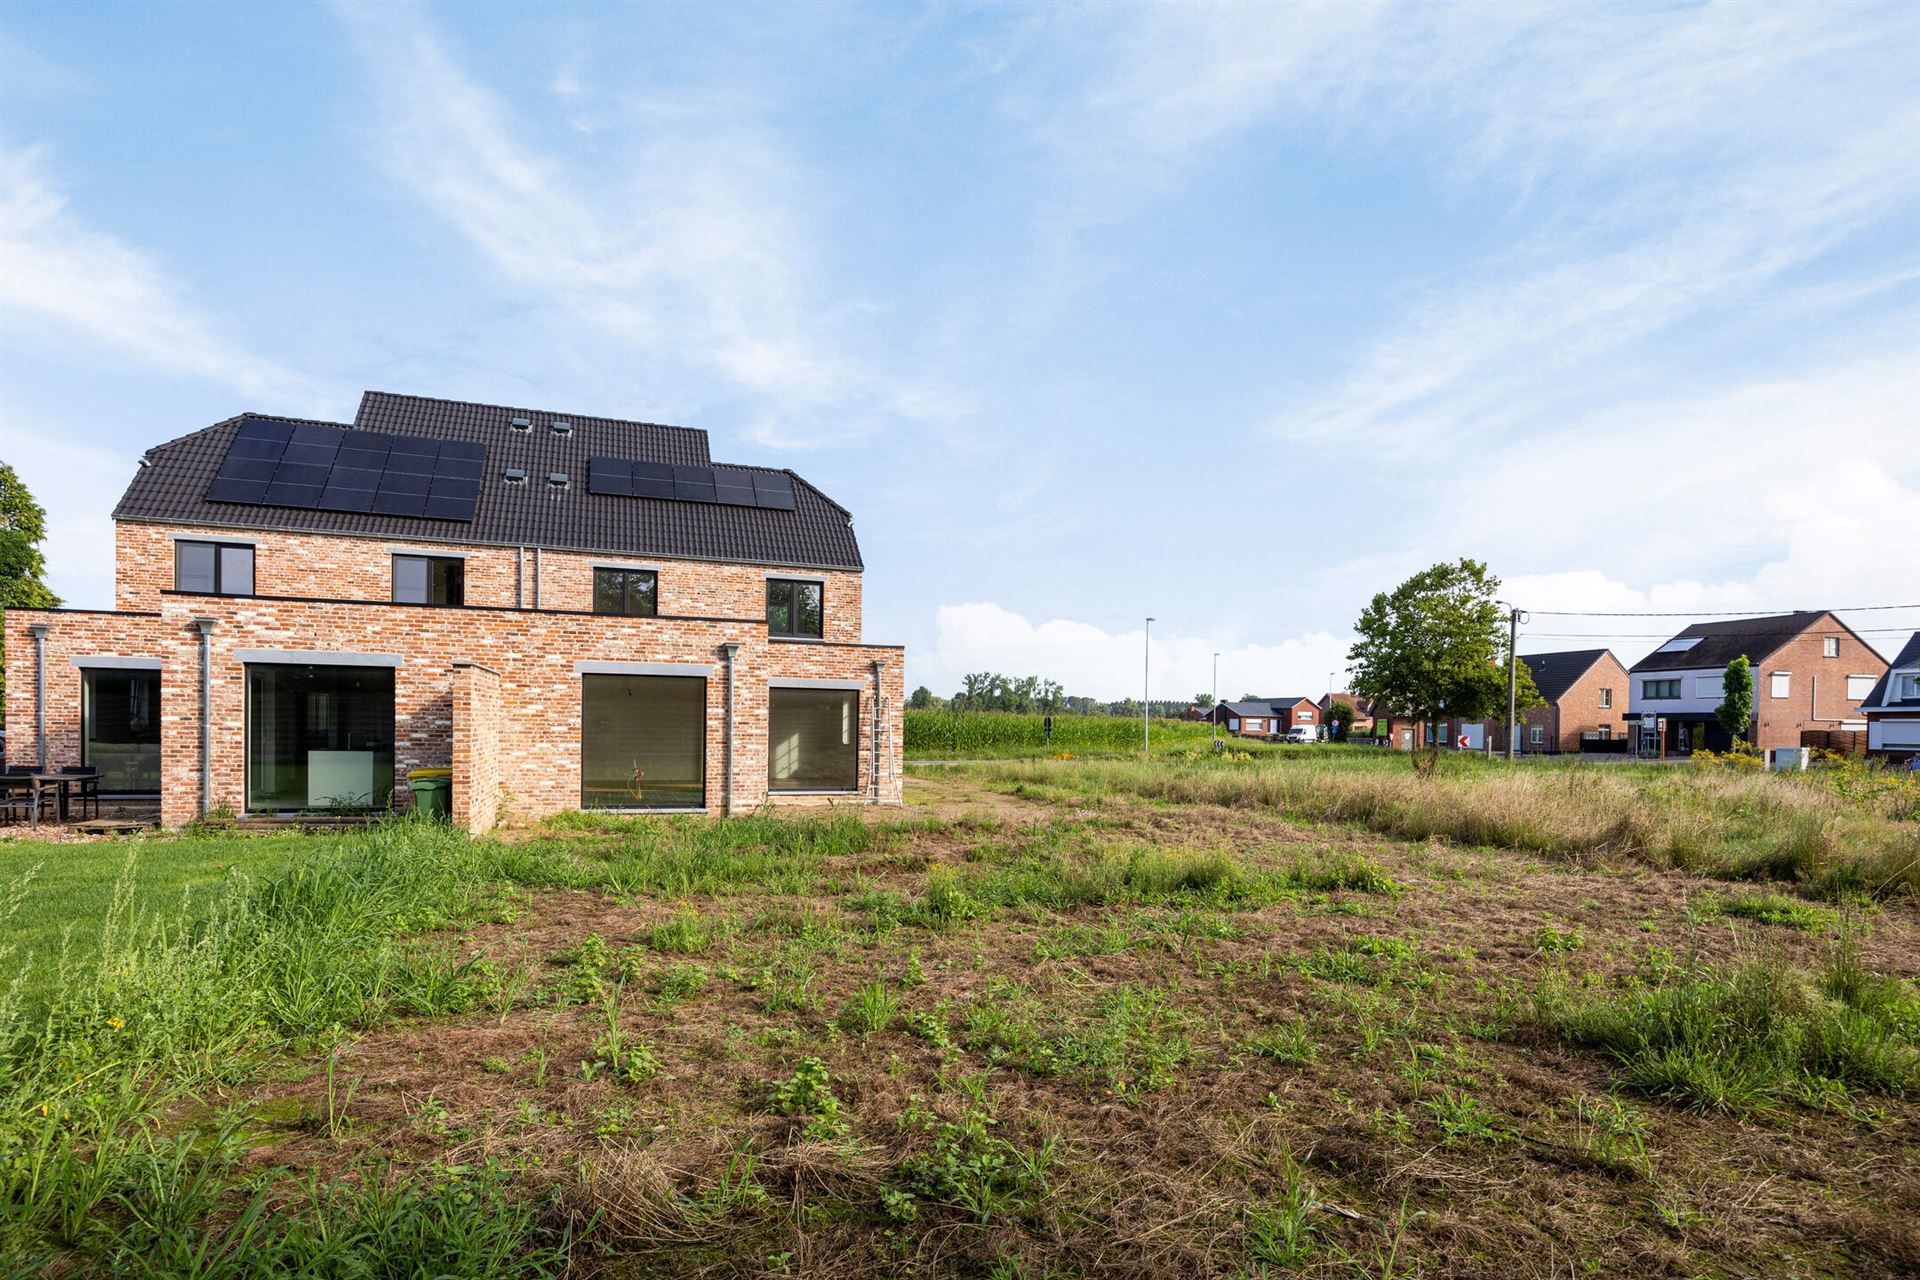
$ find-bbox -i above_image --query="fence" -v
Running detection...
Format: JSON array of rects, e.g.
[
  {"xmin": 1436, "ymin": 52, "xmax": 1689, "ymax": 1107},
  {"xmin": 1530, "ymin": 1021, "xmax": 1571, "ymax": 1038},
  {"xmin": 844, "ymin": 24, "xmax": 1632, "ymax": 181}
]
[{"xmin": 1800, "ymin": 728, "xmax": 1867, "ymax": 758}]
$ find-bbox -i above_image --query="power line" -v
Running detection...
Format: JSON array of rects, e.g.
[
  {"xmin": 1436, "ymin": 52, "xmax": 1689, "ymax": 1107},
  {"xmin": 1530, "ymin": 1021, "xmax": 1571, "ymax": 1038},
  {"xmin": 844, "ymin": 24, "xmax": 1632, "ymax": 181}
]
[
  {"xmin": 1524, "ymin": 627, "xmax": 1916, "ymax": 639},
  {"xmin": 1527, "ymin": 604, "xmax": 1918, "ymax": 617}
]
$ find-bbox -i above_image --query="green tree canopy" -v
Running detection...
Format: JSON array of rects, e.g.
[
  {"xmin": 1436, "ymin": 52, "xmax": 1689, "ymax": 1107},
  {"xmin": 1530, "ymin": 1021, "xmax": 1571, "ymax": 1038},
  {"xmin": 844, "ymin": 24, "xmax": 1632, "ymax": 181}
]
[
  {"xmin": 1325, "ymin": 697, "xmax": 1357, "ymax": 740},
  {"xmin": 1716, "ymin": 655, "xmax": 1755, "ymax": 746},
  {"xmin": 1348, "ymin": 558, "xmax": 1536, "ymax": 765},
  {"xmin": 0, "ymin": 463, "xmax": 62, "ymax": 720}
]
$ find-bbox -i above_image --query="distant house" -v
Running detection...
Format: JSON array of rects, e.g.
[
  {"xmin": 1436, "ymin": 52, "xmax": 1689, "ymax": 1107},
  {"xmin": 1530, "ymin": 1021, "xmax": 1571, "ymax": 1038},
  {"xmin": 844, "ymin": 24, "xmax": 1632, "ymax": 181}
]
[
  {"xmin": 1211, "ymin": 696, "xmax": 1319, "ymax": 739},
  {"xmin": 1626, "ymin": 611, "xmax": 1885, "ymax": 755},
  {"xmin": 1318, "ymin": 692, "xmax": 1380, "ymax": 737},
  {"xmin": 1484, "ymin": 649, "xmax": 1629, "ymax": 754},
  {"xmin": 1855, "ymin": 632, "xmax": 1920, "ymax": 760}
]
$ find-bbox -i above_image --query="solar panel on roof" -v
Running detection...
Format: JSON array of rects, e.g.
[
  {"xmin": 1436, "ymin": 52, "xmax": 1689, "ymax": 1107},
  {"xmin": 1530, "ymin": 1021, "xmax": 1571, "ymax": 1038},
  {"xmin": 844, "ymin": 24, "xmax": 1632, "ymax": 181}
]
[
  {"xmin": 203, "ymin": 417, "xmax": 482, "ymax": 521},
  {"xmin": 587, "ymin": 457, "xmax": 633, "ymax": 496},
  {"xmin": 632, "ymin": 461, "xmax": 675, "ymax": 498},
  {"xmin": 752, "ymin": 472, "xmax": 796, "ymax": 510},
  {"xmin": 712, "ymin": 467, "xmax": 757, "ymax": 506},
  {"xmin": 673, "ymin": 465, "xmax": 716, "ymax": 502}
]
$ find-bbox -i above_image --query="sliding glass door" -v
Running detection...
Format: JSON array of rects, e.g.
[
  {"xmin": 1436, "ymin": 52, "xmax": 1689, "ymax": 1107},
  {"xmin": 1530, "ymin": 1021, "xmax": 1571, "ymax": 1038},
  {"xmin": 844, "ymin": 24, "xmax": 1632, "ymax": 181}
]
[
  {"xmin": 581, "ymin": 674, "xmax": 707, "ymax": 810},
  {"xmin": 768, "ymin": 687, "xmax": 859, "ymax": 793},
  {"xmin": 246, "ymin": 664, "xmax": 395, "ymax": 812},
  {"xmin": 82, "ymin": 668, "xmax": 161, "ymax": 794}
]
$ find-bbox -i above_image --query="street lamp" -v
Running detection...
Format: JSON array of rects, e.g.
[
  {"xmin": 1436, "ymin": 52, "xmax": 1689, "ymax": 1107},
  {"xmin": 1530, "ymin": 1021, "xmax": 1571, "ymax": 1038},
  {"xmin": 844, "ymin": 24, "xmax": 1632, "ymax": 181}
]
[{"xmin": 1143, "ymin": 617, "xmax": 1155, "ymax": 758}]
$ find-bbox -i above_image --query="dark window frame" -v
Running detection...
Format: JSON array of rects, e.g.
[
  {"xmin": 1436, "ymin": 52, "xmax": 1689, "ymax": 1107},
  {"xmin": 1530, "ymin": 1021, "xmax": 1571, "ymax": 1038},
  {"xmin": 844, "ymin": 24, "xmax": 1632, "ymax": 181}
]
[
  {"xmin": 1642, "ymin": 678, "xmax": 1682, "ymax": 700},
  {"xmin": 767, "ymin": 686, "xmax": 861, "ymax": 794},
  {"xmin": 391, "ymin": 553, "xmax": 466, "ymax": 607},
  {"xmin": 592, "ymin": 567, "xmax": 659, "ymax": 617},
  {"xmin": 242, "ymin": 662, "xmax": 397, "ymax": 814},
  {"xmin": 174, "ymin": 540, "xmax": 255, "ymax": 597},
  {"xmin": 766, "ymin": 577, "xmax": 825, "ymax": 639}
]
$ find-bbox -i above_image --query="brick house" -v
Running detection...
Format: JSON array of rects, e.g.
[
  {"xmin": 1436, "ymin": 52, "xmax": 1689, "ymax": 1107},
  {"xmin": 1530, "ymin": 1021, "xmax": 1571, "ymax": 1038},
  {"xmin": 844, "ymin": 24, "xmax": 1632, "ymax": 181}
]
[
  {"xmin": 1856, "ymin": 631, "xmax": 1920, "ymax": 761},
  {"xmin": 1483, "ymin": 649, "xmax": 1629, "ymax": 754},
  {"xmin": 1211, "ymin": 696, "xmax": 1318, "ymax": 739},
  {"xmin": 3, "ymin": 392, "xmax": 904, "ymax": 831},
  {"xmin": 1624, "ymin": 611, "xmax": 1884, "ymax": 755},
  {"xmin": 1317, "ymin": 692, "xmax": 1379, "ymax": 737}
]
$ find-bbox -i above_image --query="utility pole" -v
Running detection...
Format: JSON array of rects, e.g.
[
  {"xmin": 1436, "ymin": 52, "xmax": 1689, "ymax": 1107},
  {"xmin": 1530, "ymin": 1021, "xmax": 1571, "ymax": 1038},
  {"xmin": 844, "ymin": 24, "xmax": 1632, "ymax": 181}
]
[
  {"xmin": 1211, "ymin": 652, "xmax": 1220, "ymax": 750},
  {"xmin": 1143, "ymin": 617, "xmax": 1155, "ymax": 758},
  {"xmin": 1499, "ymin": 600, "xmax": 1521, "ymax": 762}
]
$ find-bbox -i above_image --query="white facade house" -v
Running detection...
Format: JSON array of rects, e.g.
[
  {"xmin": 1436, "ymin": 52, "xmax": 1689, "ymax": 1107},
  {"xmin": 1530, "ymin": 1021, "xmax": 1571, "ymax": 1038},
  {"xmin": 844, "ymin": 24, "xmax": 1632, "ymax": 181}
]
[{"xmin": 1858, "ymin": 632, "xmax": 1920, "ymax": 755}]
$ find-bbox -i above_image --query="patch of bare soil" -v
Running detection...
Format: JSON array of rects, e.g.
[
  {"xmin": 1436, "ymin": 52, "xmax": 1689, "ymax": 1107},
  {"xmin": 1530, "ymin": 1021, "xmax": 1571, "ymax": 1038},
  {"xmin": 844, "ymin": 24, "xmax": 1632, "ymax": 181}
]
[{"xmin": 239, "ymin": 772, "xmax": 1920, "ymax": 1279}]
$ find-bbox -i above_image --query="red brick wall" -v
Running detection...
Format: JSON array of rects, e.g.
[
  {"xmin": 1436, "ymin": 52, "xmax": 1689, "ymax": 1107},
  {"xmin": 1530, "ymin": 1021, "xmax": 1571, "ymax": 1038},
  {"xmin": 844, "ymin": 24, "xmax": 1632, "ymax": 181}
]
[
  {"xmin": 12, "ymin": 519, "xmax": 902, "ymax": 828},
  {"xmin": 451, "ymin": 661, "xmax": 503, "ymax": 834},
  {"xmin": 115, "ymin": 521, "xmax": 863, "ymax": 643},
  {"xmin": 1754, "ymin": 617, "xmax": 1887, "ymax": 751},
  {"xmin": 2, "ymin": 609, "xmax": 168, "ymax": 771}
]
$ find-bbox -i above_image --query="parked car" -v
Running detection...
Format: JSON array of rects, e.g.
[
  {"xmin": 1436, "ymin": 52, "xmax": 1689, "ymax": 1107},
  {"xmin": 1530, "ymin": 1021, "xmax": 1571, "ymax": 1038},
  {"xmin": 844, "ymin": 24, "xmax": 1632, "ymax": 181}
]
[{"xmin": 1284, "ymin": 724, "xmax": 1318, "ymax": 744}]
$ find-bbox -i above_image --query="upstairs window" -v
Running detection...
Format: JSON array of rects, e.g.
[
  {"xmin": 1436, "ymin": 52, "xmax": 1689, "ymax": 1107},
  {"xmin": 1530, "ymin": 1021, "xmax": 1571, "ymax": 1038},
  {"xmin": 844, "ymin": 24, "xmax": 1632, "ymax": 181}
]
[
  {"xmin": 1845, "ymin": 674, "xmax": 1876, "ymax": 701},
  {"xmin": 1823, "ymin": 637, "xmax": 1839, "ymax": 657},
  {"xmin": 1643, "ymin": 678, "xmax": 1681, "ymax": 700},
  {"xmin": 1770, "ymin": 671, "xmax": 1791, "ymax": 699},
  {"xmin": 767, "ymin": 578, "xmax": 824, "ymax": 638},
  {"xmin": 1598, "ymin": 687, "xmax": 1612, "ymax": 708},
  {"xmin": 594, "ymin": 568, "xmax": 658, "ymax": 617},
  {"xmin": 1897, "ymin": 673, "xmax": 1920, "ymax": 701},
  {"xmin": 393, "ymin": 554, "xmax": 465, "ymax": 606},
  {"xmin": 175, "ymin": 540, "xmax": 254, "ymax": 596},
  {"xmin": 1529, "ymin": 725, "xmax": 1545, "ymax": 745}
]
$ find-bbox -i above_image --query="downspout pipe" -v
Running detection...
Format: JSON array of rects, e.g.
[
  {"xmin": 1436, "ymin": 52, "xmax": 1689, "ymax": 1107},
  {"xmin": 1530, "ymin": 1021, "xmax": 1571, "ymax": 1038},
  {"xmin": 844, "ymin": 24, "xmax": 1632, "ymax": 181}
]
[
  {"xmin": 192, "ymin": 618, "xmax": 216, "ymax": 816},
  {"xmin": 28, "ymin": 624, "xmax": 49, "ymax": 771},
  {"xmin": 720, "ymin": 642, "xmax": 739, "ymax": 815}
]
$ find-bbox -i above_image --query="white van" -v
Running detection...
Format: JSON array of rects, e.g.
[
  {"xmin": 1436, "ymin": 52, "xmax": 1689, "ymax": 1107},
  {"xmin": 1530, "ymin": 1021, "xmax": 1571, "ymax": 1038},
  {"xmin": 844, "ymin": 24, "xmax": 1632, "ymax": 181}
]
[{"xmin": 1284, "ymin": 724, "xmax": 1318, "ymax": 744}]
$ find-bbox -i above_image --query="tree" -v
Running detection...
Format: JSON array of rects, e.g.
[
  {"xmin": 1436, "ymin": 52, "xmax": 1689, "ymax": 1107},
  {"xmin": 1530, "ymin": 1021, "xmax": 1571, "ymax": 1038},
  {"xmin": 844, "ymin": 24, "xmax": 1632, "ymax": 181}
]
[
  {"xmin": 0, "ymin": 463, "xmax": 61, "ymax": 720},
  {"xmin": 1348, "ymin": 558, "xmax": 1513, "ymax": 771},
  {"xmin": 1193, "ymin": 693, "xmax": 1214, "ymax": 710},
  {"xmin": 1716, "ymin": 655, "xmax": 1754, "ymax": 747},
  {"xmin": 1326, "ymin": 697, "xmax": 1357, "ymax": 741},
  {"xmin": 909, "ymin": 685, "xmax": 934, "ymax": 709}
]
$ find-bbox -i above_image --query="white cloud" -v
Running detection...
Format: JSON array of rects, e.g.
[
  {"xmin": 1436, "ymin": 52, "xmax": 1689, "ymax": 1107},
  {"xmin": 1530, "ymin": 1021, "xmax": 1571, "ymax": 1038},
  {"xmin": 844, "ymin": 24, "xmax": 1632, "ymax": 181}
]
[
  {"xmin": 919, "ymin": 601, "xmax": 1353, "ymax": 704},
  {"xmin": 0, "ymin": 143, "xmax": 319, "ymax": 403},
  {"xmin": 332, "ymin": 1, "xmax": 958, "ymax": 448},
  {"xmin": 2, "ymin": 425, "xmax": 133, "ymax": 609}
]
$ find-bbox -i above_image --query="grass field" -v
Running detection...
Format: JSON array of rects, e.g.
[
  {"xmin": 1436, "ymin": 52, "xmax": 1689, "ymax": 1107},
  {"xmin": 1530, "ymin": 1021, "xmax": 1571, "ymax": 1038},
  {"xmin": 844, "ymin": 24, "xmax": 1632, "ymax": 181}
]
[{"xmin": 2, "ymin": 752, "xmax": 1916, "ymax": 1278}]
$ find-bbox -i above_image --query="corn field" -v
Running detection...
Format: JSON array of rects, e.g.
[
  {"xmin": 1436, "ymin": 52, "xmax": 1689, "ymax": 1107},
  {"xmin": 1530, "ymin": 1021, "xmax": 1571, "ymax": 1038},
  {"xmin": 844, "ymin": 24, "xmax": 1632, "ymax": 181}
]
[{"xmin": 904, "ymin": 709, "xmax": 1219, "ymax": 756}]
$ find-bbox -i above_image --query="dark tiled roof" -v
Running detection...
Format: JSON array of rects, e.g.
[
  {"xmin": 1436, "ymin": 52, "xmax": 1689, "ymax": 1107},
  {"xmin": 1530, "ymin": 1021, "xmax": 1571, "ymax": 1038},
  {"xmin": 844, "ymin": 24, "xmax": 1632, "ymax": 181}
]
[
  {"xmin": 1628, "ymin": 611, "xmax": 1828, "ymax": 673},
  {"xmin": 1219, "ymin": 696, "xmax": 1314, "ymax": 717},
  {"xmin": 112, "ymin": 391, "xmax": 863, "ymax": 570},
  {"xmin": 1516, "ymin": 649, "xmax": 1613, "ymax": 702},
  {"xmin": 1858, "ymin": 631, "xmax": 1920, "ymax": 710}
]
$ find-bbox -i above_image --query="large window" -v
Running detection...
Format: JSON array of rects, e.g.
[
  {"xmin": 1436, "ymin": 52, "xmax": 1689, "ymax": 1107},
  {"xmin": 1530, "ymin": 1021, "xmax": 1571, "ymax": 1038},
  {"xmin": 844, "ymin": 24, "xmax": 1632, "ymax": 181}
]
[
  {"xmin": 593, "ymin": 568, "xmax": 658, "ymax": 617},
  {"xmin": 1770, "ymin": 671, "xmax": 1791, "ymax": 699},
  {"xmin": 1642, "ymin": 678, "xmax": 1681, "ymax": 700},
  {"xmin": 82, "ymin": 668, "xmax": 160, "ymax": 793},
  {"xmin": 581, "ymin": 674, "xmax": 706, "ymax": 810},
  {"xmin": 766, "ymin": 578, "xmax": 823, "ymax": 638},
  {"xmin": 175, "ymin": 540, "xmax": 254, "ymax": 596},
  {"xmin": 393, "ymin": 554, "xmax": 465, "ymax": 606},
  {"xmin": 246, "ymin": 664, "xmax": 394, "ymax": 812},
  {"xmin": 769, "ymin": 687, "xmax": 859, "ymax": 792},
  {"xmin": 1897, "ymin": 673, "xmax": 1920, "ymax": 702},
  {"xmin": 1846, "ymin": 674, "xmax": 1877, "ymax": 700}
]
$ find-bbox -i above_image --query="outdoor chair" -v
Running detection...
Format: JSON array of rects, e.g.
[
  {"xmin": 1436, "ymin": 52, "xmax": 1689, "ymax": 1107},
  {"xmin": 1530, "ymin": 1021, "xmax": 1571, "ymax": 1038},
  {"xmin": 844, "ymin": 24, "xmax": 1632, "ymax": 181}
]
[{"xmin": 60, "ymin": 767, "xmax": 102, "ymax": 821}]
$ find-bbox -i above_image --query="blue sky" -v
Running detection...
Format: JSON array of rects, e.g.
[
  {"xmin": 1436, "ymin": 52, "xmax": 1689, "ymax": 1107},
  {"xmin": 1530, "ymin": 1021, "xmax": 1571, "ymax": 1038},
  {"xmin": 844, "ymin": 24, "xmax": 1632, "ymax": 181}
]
[{"xmin": 3, "ymin": 0, "xmax": 1917, "ymax": 700}]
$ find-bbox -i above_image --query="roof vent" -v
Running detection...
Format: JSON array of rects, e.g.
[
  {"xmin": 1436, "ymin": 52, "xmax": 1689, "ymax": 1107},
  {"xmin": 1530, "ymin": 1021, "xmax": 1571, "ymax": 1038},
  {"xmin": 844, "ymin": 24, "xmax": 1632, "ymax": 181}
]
[
  {"xmin": 509, "ymin": 417, "xmax": 532, "ymax": 432},
  {"xmin": 502, "ymin": 467, "xmax": 527, "ymax": 484},
  {"xmin": 549, "ymin": 420, "xmax": 573, "ymax": 436},
  {"xmin": 547, "ymin": 472, "xmax": 570, "ymax": 488}
]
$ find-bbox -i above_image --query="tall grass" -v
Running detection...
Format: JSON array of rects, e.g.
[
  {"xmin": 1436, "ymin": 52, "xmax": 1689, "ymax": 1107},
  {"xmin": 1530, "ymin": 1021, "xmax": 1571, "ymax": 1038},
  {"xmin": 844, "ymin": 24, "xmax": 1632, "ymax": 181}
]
[
  {"xmin": 0, "ymin": 819, "xmax": 520, "ymax": 1265},
  {"xmin": 1532, "ymin": 947, "xmax": 1920, "ymax": 1114},
  {"xmin": 962, "ymin": 755, "xmax": 1920, "ymax": 899}
]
